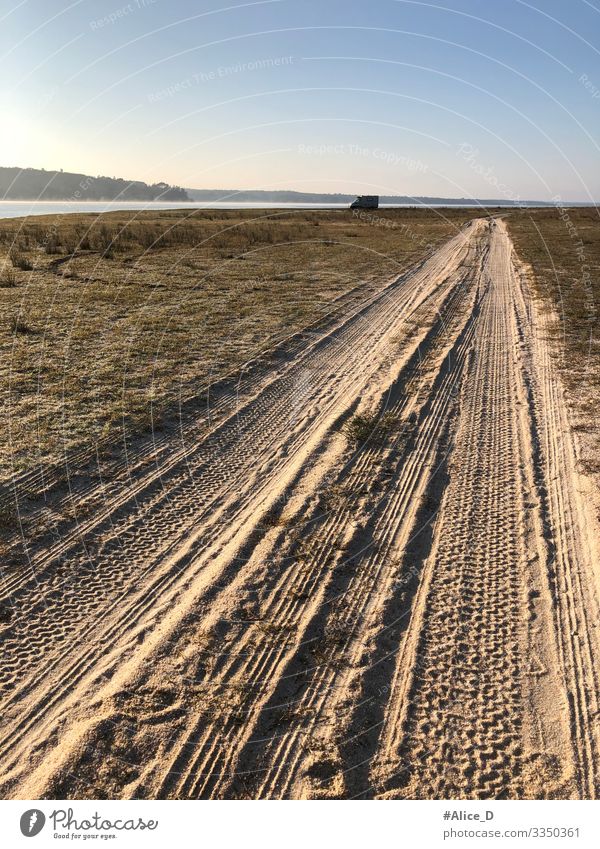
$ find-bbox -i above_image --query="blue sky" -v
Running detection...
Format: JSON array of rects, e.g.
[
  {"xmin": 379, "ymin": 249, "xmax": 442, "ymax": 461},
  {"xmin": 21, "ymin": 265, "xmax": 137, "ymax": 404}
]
[{"xmin": 1, "ymin": 0, "xmax": 599, "ymax": 199}]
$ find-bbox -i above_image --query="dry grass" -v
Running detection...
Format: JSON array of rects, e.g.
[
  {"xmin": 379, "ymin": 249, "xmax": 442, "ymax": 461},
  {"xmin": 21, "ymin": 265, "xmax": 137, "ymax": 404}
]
[
  {"xmin": 343, "ymin": 410, "xmax": 399, "ymax": 447},
  {"xmin": 507, "ymin": 206, "xmax": 600, "ymax": 475},
  {"xmin": 0, "ymin": 265, "xmax": 18, "ymax": 288},
  {"xmin": 507, "ymin": 207, "xmax": 600, "ymax": 362},
  {"xmin": 0, "ymin": 207, "xmax": 476, "ymax": 481}
]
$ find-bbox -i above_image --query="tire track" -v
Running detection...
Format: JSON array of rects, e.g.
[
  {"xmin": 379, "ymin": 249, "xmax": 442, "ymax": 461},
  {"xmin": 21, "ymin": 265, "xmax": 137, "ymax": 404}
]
[
  {"xmin": 0, "ymin": 223, "xmax": 480, "ymax": 797},
  {"xmin": 372, "ymin": 220, "xmax": 598, "ymax": 800},
  {"xmin": 77, "ymin": 229, "xmax": 486, "ymax": 801},
  {"xmin": 6, "ymin": 218, "xmax": 593, "ymax": 801},
  {"xmin": 510, "ymin": 239, "xmax": 600, "ymax": 798},
  {"xmin": 228, "ymin": 249, "xmax": 486, "ymax": 800}
]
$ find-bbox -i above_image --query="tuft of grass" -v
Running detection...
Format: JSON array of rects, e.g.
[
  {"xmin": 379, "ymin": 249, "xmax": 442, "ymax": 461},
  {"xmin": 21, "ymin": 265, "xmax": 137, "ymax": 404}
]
[
  {"xmin": 343, "ymin": 410, "xmax": 398, "ymax": 447},
  {"xmin": 44, "ymin": 235, "xmax": 62, "ymax": 254},
  {"xmin": 0, "ymin": 503, "xmax": 17, "ymax": 531},
  {"xmin": 311, "ymin": 623, "xmax": 352, "ymax": 669},
  {"xmin": 319, "ymin": 484, "xmax": 351, "ymax": 512},
  {"xmin": 10, "ymin": 251, "xmax": 33, "ymax": 271},
  {"xmin": 0, "ymin": 266, "xmax": 17, "ymax": 288},
  {"xmin": 255, "ymin": 619, "xmax": 296, "ymax": 638},
  {"xmin": 10, "ymin": 315, "xmax": 36, "ymax": 335},
  {"xmin": 260, "ymin": 504, "xmax": 290, "ymax": 528}
]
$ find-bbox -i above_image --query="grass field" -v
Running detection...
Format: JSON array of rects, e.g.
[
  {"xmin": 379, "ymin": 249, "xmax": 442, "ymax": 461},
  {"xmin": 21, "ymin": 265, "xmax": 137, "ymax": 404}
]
[
  {"xmin": 0, "ymin": 207, "xmax": 476, "ymax": 482},
  {"xmin": 507, "ymin": 206, "xmax": 600, "ymax": 474}
]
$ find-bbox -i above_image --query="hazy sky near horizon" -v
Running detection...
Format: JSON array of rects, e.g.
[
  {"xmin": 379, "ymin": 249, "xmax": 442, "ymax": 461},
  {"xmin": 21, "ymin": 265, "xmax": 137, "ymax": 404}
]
[{"xmin": 1, "ymin": 0, "xmax": 599, "ymax": 200}]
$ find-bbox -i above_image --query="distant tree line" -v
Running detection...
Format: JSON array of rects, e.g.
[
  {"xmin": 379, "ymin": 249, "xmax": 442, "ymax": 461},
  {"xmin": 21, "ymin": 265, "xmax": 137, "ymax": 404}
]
[{"xmin": 0, "ymin": 167, "xmax": 190, "ymax": 201}]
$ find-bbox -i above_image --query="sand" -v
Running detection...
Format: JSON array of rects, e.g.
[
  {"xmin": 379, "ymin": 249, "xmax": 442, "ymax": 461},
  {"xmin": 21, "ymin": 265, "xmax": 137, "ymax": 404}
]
[{"xmin": 0, "ymin": 218, "xmax": 598, "ymax": 799}]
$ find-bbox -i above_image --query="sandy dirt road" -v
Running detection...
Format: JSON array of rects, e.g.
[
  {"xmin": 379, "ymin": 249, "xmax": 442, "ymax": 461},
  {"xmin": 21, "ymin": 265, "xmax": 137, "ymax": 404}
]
[{"xmin": 1, "ymin": 218, "xmax": 598, "ymax": 799}]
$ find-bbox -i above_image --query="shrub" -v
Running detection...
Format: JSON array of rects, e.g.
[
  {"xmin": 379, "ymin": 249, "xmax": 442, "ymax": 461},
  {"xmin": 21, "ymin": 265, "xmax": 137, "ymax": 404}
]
[
  {"xmin": 0, "ymin": 501, "xmax": 17, "ymax": 530},
  {"xmin": 10, "ymin": 315, "xmax": 35, "ymax": 335},
  {"xmin": 44, "ymin": 235, "xmax": 61, "ymax": 254},
  {"xmin": 0, "ymin": 266, "xmax": 17, "ymax": 287},
  {"xmin": 10, "ymin": 251, "xmax": 33, "ymax": 271},
  {"xmin": 343, "ymin": 411, "xmax": 398, "ymax": 446}
]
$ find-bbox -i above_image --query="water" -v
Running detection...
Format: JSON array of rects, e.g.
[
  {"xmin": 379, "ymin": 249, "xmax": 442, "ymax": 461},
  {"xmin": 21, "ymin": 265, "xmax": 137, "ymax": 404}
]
[
  {"xmin": 0, "ymin": 201, "xmax": 348, "ymax": 220},
  {"xmin": 0, "ymin": 200, "xmax": 514, "ymax": 220}
]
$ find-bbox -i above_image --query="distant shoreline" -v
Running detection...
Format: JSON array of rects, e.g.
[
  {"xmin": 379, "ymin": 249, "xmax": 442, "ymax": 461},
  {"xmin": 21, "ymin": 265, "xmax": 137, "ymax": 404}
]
[
  {"xmin": 1, "ymin": 198, "xmax": 598, "ymax": 225},
  {"xmin": 2, "ymin": 198, "xmax": 596, "ymax": 208},
  {"xmin": 3, "ymin": 166, "xmax": 596, "ymax": 207}
]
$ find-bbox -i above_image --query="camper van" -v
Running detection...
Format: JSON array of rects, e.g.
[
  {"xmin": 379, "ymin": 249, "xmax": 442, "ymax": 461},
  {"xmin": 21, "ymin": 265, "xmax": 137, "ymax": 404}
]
[{"xmin": 350, "ymin": 195, "xmax": 379, "ymax": 209}]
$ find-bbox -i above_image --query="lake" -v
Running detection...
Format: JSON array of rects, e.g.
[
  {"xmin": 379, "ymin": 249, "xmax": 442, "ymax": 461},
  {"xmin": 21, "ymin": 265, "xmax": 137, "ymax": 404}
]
[{"xmin": 0, "ymin": 200, "xmax": 511, "ymax": 220}]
